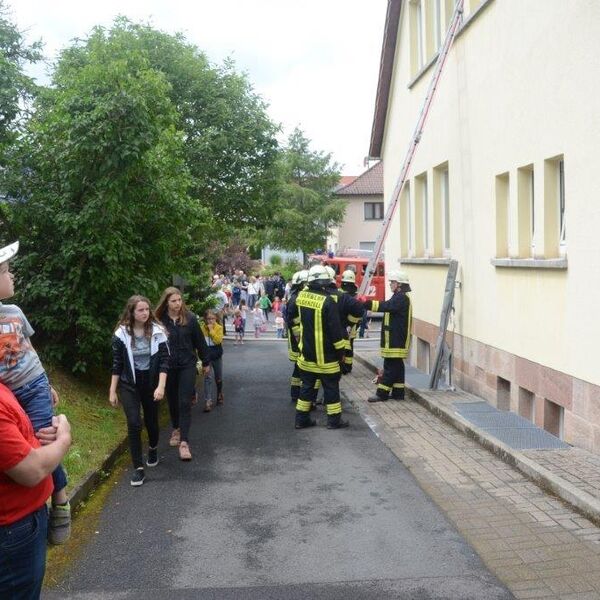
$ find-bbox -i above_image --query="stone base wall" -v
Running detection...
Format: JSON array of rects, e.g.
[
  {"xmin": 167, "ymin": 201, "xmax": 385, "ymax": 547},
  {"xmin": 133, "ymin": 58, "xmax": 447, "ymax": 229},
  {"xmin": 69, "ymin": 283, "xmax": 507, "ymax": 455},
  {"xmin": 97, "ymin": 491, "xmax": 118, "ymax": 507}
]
[{"xmin": 411, "ymin": 318, "xmax": 600, "ymax": 453}]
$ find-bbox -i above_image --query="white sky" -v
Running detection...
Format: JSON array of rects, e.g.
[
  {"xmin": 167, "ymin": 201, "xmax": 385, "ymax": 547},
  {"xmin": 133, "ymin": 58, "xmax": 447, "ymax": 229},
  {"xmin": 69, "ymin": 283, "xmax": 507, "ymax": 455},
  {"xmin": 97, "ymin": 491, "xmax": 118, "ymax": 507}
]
[{"xmin": 9, "ymin": 0, "xmax": 387, "ymax": 176}]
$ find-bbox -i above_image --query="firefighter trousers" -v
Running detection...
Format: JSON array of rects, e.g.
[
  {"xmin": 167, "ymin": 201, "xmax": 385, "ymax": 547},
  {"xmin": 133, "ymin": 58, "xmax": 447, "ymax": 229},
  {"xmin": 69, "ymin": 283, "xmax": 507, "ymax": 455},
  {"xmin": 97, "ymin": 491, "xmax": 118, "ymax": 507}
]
[
  {"xmin": 376, "ymin": 357, "xmax": 405, "ymax": 400},
  {"xmin": 296, "ymin": 369, "xmax": 342, "ymax": 426}
]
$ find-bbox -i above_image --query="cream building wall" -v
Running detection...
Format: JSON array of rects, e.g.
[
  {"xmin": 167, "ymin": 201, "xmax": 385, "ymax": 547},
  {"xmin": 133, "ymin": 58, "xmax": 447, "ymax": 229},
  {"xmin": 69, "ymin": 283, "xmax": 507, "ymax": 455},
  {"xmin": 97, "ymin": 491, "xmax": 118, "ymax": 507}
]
[
  {"xmin": 379, "ymin": 0, "xmax": 600, "ymax": 449},
  {"xmin": 336, "ymin": 195, "xmax": 383, "ymax": 251}
]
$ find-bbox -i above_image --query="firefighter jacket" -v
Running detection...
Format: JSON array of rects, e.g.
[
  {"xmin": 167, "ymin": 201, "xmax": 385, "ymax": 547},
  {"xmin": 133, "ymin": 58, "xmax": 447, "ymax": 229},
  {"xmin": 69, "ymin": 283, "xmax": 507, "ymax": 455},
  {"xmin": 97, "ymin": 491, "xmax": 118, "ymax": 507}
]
[
  {"xmin": 290, "ymin": 287, "xmax": 346, "ymax": 375},
  {"xmin": 368, "ymin": 291, "xmax": 412, "ymax": 359},
  {"xmin": 286, "ymin": 289, "xmax": 301, "ymax": 362}
]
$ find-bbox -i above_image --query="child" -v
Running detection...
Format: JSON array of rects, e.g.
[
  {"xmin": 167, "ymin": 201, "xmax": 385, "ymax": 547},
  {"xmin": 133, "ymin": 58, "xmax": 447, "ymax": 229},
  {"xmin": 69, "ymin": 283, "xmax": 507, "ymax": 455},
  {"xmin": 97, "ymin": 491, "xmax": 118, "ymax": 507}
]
[
  {"xmin": 239, "ymin": 299, "xmax": 248, "ymax": 335},
  {"xmin": 272, "ymin": 296, "xmax": 281, "ymax": 315},
  {"xmin": 109, "ymin": 296, "xmax": 168, "ymax": 486},
  {"xmin": 200, "ymin": 310, "xmax": 224, "ymax": 412},
  {"xmin": 233, "ymin": 309, "xmax": 244, "ymax": 345},
  {"xmin": 0, "ymin": 241, "xmax": 71, "ymax": 543},
  {"xmin": 252, "ymin": 305, "xmax": 264, "ymax": 338},
  {"xmin": 274, "ymin": 311, "xmax": 285, "ymax": 339},
  {"xmin": 258, "ymin": 291, "xmax": 272, "ymax": 321}
]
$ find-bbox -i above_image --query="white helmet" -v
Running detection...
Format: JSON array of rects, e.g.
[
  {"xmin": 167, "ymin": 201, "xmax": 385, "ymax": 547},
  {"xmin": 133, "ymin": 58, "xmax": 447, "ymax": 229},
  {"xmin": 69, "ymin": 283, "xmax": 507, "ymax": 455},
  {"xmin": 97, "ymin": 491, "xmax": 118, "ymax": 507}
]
[
  {"xmin": 388, "ymin": 270, "xmax": 409, "ymax": 284},
  {"xmin": 292, "ymin": 270, "xmax": 309, "ymax": 285},
  {"xmin": 325, "ymin": 266, "xmax": 336, "ymax": 281},
  {"xmin": 307, "ymin": 264, "xmax": 330, "ymax": 284},
  {"xmin": 341, "ymin": 269, "xmax": 356, "ymax": 284}
]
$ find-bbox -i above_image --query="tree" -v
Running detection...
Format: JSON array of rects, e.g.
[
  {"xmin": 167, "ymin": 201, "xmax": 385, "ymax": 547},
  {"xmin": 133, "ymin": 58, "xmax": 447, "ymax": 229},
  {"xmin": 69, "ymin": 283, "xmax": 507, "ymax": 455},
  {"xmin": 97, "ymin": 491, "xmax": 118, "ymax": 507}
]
[
  {"xmin": 0, "ymin": 1, "xmax": 42, "ymax": 161},
  {"xmin": 263, "ymin": 128, "xmax": 345, "ymax": 255},
  {"xmin": 58, "ymin": 19, "xmax": 281, "ymax": 230},
  {"xmin": 9, "ymin": 26, "xmax": 204, "ymax": 371}
]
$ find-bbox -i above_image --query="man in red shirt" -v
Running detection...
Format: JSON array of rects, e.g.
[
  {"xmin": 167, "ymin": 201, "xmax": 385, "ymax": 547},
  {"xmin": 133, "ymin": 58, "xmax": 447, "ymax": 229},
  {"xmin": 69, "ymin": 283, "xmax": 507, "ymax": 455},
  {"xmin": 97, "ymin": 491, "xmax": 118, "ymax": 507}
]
[{"xmin": 0, "ymin": 382, "xmax": 71, "ymax": 599}]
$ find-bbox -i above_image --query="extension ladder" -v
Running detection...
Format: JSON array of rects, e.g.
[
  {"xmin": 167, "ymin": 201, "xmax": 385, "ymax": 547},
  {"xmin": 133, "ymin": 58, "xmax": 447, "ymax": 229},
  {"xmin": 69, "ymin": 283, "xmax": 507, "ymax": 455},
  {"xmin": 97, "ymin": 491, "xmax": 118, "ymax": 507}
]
[{"xmin": 357, "ymin": 0, "xmax": 465, "ymax": 297}]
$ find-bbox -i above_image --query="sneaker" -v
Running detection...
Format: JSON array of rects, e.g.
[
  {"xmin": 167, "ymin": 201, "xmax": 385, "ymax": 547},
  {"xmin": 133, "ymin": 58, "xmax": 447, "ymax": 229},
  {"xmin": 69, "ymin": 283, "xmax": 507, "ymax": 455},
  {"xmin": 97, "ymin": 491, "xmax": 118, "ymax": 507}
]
[
  {"xmin": 130, "ymin": 468, "xmax": 145, "ymax": 486},
  {"xmin": 48, "ymin": 502, "xmax": 71, "ymax": 545},
  {"xmin": 169, "ymin": 429, "xmax": 181, "ymax": 447},
  {"xmin": 203, "ymin": 400, "xmax": 213, "ymax": 412},
  {"xmin": 179, "ymin": 442, "xmax": 192, "ymax": 461},
  {"xmin": 146, "ymin": 447, "xmax": 159, "ymax": 467}
]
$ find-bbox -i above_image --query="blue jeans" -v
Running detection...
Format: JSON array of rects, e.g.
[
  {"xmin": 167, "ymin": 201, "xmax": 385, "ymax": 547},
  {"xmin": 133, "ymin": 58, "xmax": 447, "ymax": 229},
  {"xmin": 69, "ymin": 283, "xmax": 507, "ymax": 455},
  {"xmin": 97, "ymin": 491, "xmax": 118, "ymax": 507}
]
[
  {"xmin": 0, "ymin": 505, "xmax": 48, "ymax": 599},
  {"xmin": 13, "ymin": 373, "xmax": 68, "ymax": 494}
]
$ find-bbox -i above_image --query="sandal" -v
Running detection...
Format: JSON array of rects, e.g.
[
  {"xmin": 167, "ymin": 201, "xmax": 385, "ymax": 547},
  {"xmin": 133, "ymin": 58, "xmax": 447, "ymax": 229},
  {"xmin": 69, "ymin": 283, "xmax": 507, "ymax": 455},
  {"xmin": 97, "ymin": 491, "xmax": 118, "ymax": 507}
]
[
  {"xmin": 179, "ymin": 442, "xmax": 192, "ymax": 461},
  {"xmin": 169, "ymin": 428, "xmax": 181, "ymax": 447}
]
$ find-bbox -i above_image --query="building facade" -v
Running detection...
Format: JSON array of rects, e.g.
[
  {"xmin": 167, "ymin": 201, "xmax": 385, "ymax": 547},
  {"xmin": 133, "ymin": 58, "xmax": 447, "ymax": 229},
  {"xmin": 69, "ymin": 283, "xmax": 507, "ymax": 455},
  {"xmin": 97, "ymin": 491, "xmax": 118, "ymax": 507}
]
[
  {"xmin": 329, "ymin": 161, "xmax": 384, "ymax": 254},
  {"xmin": 370, "ymin": 0, "xmax": 600, "ymax": 450}
]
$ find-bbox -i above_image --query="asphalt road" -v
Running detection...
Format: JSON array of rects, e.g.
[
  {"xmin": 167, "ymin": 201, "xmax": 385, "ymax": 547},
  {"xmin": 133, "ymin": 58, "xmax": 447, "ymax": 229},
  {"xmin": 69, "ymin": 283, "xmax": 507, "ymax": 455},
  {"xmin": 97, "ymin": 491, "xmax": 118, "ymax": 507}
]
[{"xmin": 44, "ymin": 341, "xmax": 512, "ymax": 600}]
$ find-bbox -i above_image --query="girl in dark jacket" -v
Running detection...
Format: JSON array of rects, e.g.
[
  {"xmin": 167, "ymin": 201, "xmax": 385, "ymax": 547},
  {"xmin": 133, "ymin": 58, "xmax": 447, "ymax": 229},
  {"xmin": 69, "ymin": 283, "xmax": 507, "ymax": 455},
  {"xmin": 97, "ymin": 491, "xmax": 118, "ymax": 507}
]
[
  {"xmin": 155, "ymin": 287, "xmax": 209, "ymax": 461},
  {"xmin": 109, "ymin": 295, "xmax": 169, "ymax": 486}
]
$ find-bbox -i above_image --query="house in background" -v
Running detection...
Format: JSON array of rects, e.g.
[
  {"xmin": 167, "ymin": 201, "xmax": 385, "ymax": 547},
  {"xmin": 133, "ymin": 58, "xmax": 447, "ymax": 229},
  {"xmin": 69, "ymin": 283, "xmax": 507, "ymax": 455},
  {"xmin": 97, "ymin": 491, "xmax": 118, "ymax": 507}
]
[
  {"xmin": 370, "ymin": 0, "xmax": 600, "ymax": 450},
  {"xmin": 328, "ymin": 161, "xmax": 384, "ymax": 255}
]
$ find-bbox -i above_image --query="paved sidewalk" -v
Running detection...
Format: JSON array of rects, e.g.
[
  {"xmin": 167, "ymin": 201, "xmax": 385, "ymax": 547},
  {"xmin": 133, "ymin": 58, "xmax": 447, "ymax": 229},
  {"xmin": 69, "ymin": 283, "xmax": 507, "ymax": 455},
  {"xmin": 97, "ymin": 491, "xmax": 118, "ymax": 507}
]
[{"xmin": 342, "ymin": 357, "xmax": 600, "ymax": 599}]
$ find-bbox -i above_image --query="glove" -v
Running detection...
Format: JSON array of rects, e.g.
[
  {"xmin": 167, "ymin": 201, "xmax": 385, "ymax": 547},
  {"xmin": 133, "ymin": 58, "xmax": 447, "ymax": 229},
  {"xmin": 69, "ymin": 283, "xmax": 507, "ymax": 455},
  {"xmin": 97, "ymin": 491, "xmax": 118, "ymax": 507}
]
[
  {"xmin": 363, "ymin": 300, "xmax": 373, "ymax": 310},
  {"xmin": 340, "ymin": 362, "xmax": 351, "ymax": 375}
]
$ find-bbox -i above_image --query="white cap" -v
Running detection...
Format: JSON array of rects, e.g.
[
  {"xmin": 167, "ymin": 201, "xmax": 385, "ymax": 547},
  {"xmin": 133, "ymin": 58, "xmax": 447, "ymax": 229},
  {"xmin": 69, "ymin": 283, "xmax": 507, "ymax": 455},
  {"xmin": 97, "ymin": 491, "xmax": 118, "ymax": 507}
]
[
  {"xmin": 0, "ymin": 241, "xmax": 19, "ymax": 264},
  {"xmin": 388, "ymin": 270, "xmax": 409, "ymax": 284}
]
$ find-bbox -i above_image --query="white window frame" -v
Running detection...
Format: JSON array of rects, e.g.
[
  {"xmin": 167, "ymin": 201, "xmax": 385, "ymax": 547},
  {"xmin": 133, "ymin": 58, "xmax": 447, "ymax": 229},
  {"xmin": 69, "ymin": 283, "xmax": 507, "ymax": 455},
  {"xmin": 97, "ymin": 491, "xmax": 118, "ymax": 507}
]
[
  {"xmin": 559, "ymin": 159, "xmax": 566, "ymax": 253},
  {"xmin": 433, "ymin": 0, "xmax": 444, "ymax": 50},
  {"xmin": 416, "ymin": 0, "xmax": 426, "ymax": 69},
  {"xmin": 422, "ymin": 177, "xmax": 429, "ymax": 254},
  {"xmin": 442, "ymin": 167, "xmax": 450, "ymax": 254}
]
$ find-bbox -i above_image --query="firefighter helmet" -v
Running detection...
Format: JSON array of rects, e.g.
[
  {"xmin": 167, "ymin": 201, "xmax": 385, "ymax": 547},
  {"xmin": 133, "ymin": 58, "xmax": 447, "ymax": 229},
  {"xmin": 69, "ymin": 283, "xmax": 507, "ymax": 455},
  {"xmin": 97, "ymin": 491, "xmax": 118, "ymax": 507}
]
[
  {"xmin": 341, "ymin": 269, "xmax": 356, "ymax": 284},
  {"xmin": 307, "ymin": 264, "xmax": 330, "ymax": 284},
  {"xmin": 388, "ymin": 270, "xmax": 410, "ymax": 284},
  {"xmin": 325, "ymin": 266, "xmax": 336, "ymax": 281},
  {"xmin": 296, "ymin": 269, "xmax": 309, "ymax": 284}
]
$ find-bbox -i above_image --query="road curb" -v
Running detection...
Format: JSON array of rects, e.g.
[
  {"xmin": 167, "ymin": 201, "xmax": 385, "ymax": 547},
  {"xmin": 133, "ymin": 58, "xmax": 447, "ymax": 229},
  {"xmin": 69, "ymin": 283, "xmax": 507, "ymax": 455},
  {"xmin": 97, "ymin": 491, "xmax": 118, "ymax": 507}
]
[
  {"xmin": 68, "ymin": 437, "xmax": 128, "ymax": 512},
  {"xmin": 354, "ymin": 351, "xmax": 600, "ymax": 526}
]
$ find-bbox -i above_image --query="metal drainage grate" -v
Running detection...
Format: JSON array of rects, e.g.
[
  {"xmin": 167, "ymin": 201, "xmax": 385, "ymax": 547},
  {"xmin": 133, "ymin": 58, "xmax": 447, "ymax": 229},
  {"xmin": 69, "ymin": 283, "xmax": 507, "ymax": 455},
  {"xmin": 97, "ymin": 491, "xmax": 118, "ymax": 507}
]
[{"xmin": 453, "ymin": 401, "xmax": 570, "ymax": 450}]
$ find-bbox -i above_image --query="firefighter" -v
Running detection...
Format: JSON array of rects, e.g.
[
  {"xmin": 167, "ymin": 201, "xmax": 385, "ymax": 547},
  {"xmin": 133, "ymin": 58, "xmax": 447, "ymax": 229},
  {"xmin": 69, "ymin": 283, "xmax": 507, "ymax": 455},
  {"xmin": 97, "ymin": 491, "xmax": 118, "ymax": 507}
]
[
  {"xmin": 286, "ymin": 269, "xmax": 308, "ymax": 404},
  {"xmin": 290, "ymin": 264, "xmax": 348, "ymax": 429},
  {"xmin": 339, "ymin": 269, "xmax": 363, "ymax": 373},
  {"xmin": 324, "ymin": 267, "xmax": 364, "ymax": 374},
  {"xmin": 363, "ymin": 270, "xmax": 412, "ymax": 402}
]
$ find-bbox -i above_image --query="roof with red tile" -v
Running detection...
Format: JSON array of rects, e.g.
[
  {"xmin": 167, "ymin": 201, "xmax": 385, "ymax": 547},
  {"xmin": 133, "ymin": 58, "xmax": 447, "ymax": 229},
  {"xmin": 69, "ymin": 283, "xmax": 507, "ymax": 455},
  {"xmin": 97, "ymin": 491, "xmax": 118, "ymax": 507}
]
[{"xmin": 335, "ymin": 160, "xmax": 383, "ymax": 196}]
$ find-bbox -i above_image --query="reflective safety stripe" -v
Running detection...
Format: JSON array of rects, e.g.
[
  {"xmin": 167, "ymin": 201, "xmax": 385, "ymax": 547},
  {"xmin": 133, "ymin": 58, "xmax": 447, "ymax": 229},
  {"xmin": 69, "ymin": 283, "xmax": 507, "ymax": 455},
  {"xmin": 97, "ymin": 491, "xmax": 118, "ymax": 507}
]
[
  {"xmin": 315, "ymin": 307, "xmax": 325, "ymax": 365},
  {"xmin": 371, "ymin": 300, "xmax": 380, "ymax": 312},
  {"xmin": 384, "ymin": 312, "xmax": 390, "ymax": 350},
  {"xmin": 296, "ymin": 399, "xmax": 312, "ymax": 412},
  {"xmin": 333, "ymin": 339, "xmax": 346, "ymax": 350},
  {"xmin": 288, "ymin": 351, "xmax": 299, "ymax": 361},
  {"xmin": 342, "ymin": 339, "xmax": 352, "ymax": 350},
  {"xmin": 380, "ymin": 349, "xmax": 409, "ymax": 358},
  {"xmin": 377, "ymin": 383, "xmax": 392, "ymax": 392},
  {"xmin": 348, "ymin": 315, "xmax": 361, "ymax": 324},
  {"xmin": 314, "ymin": 379, "xmax": 322, "ymax": 390},
  {"xmin": 392, "ymin": 383, "xmax": 405, "ymax": 388},
  {"xmin": 290, "ymin": 377, "xmax": 302, "ymax": 387},
  {"xmin": 297, "ymin": 358, "xmax": 340, "ymax": 374},
  {"xmin": 343, "ymin": 356, "xmax": 353, "ymax": 365},
  {"xmin": 326, "ymin": 402, "xmax": 342, "ymax": 415}
]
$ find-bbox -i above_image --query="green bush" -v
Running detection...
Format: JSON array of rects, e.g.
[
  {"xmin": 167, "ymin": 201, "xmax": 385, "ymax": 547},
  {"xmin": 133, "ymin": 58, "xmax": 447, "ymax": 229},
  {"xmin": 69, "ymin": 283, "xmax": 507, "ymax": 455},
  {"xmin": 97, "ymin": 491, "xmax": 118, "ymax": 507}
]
[{"xmin": 269, "ymin": 253, "xmax": 282, "ymax": 266}]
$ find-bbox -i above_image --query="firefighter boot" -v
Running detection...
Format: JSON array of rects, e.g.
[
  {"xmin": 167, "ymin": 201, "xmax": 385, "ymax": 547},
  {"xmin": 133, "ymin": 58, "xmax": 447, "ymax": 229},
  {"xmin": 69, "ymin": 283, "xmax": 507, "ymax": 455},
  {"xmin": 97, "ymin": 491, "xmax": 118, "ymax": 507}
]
[
  {"xmin": 326, "ymin": 413, "xmax": 350, "ymax": 429},
  {"xmin": 295, "ymin": 400, "xmax": 316, "ymax": 429},
  {"xmin": 367, "ymin": 393, "xmax": 388, "ymax": 403}
]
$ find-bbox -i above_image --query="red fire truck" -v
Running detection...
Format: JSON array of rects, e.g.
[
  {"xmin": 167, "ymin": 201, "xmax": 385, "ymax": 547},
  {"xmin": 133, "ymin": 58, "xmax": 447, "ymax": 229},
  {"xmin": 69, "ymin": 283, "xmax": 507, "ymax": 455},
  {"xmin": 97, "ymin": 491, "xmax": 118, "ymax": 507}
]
[{"xmin": 309, "ymin": 250, "xmax": 386, "ymax": 301}]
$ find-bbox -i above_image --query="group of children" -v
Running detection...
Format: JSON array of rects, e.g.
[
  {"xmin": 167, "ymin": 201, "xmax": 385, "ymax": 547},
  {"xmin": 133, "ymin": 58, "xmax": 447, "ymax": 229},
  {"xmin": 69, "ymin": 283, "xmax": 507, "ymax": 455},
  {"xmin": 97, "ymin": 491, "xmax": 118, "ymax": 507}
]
[{"xmin": 227, "ymin": 293, "xmax": 288, "ymax": 341}]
